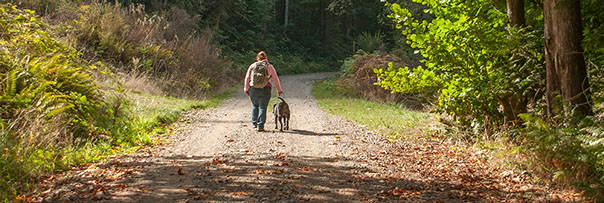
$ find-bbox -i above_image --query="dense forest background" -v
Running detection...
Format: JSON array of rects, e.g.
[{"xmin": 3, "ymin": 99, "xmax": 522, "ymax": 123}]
[
  {"xmin": 114, "ymin": 0, "xmax": 406, "ymax": 74},
  {"xmin": 1, "ymin": 0, "xmax": 603, "ymax": 201}
]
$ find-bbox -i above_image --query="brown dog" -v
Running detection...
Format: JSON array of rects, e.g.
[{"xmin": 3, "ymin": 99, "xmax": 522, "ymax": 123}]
[{"xmin": 272, "ymin": 97, "xmax": 290, "ymax": 131}]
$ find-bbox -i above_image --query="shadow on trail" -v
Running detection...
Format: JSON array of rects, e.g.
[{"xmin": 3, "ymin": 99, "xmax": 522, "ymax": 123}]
[
  {"xmin": 202, "ymin": 119, "xmax": 247, "ymax": 124},
  {"xmin": 108, "ymin": 153, "xmax": 526, "ymax": 202},
  {"xmin": 281, "ymin": 129, "xmax": 339, "ymax": 136}
]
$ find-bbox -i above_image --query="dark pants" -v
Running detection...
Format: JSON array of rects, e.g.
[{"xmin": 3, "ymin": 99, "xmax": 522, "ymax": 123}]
[{"xmin": 249, "ymin": 86, "xmax": 271, "ymax": 130}]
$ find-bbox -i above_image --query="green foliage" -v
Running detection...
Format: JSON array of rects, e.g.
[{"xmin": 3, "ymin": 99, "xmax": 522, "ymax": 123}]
[
  {"xmin": 356, "ymin": 31, "xmax": 383, "ymax": 53},
  {"xmin": 270, "ymin": 54, "xmax": 327, "ymax": 75},
  {"xmin": 376, "ymin": 0, "xmax": 544, "ymax": 129},
  {"xmin": 582, "ymin": 0, "xmax": 604, "ymax": 69},
  {"xmin": 518, "ymin": 114, "xmax": 604, "ymax": 198}
]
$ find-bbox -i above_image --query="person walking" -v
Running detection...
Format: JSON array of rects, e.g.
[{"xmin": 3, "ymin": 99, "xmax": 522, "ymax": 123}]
[{"xmin": 244, "ymin": 51, "xmax": 283, "ymax": 132}]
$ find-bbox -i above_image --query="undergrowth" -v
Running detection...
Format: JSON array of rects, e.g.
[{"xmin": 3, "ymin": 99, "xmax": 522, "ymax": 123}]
[{"xmin": 512, "ymin": 114, "xmax": 604, "ymax": 199}]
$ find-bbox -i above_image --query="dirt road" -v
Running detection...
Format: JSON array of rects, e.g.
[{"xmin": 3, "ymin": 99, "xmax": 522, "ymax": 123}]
[
  {"xmin": 122, "ymin": 72, "xmax": 387, "ymax": 202},
  {"xmin": 39, "ymin": 73, "xmax": 572, "ymax": 202}
]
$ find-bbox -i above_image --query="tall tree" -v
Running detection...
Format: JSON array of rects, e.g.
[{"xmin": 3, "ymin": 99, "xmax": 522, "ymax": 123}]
[
  {"xmin": 284, "ymin": 0, "xmax": 289, "ymax": 26},
  {"xmin": 544, "ymin": 0, "xmax": 593, "ymax": 117},
  {"xmin": 501, "ymin": 0, "xmax": 527, "ymax": 125}
]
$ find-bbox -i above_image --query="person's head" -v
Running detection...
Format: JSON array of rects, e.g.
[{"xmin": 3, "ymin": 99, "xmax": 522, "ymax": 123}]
[{"xmin": 256, "ymin": 51, "xmax": 267, "ymax": 62}]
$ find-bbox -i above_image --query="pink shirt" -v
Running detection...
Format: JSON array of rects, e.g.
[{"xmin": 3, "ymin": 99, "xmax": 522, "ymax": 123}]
[{"xmin": 244, "ymin": 59, "xmax": 282, "ymax": 93}]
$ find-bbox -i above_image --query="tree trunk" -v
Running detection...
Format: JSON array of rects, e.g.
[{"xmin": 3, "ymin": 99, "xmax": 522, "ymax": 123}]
[
  {"xmin": 502, "ymin": 0, "xmax": 527, "ymax": 125},
  {"xmin": 506, "ymin": 0, "xmax": 525, "ymax": 26},
  {"xmin": 544, "ymin": 0, "xmax": 593, "ymax": 118},
  {"xmin": 284, "ymin": 0, "xmax": 289, "ymax": 27}
]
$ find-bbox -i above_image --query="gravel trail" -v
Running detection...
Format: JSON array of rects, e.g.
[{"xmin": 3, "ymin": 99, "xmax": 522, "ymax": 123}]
[{"xmin": 37, "ymin": 72, "xmax": 573, "ymax": 202}]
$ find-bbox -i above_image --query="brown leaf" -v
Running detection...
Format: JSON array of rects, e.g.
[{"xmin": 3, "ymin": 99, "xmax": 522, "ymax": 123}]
[
  {"xmin": 275, "ymin": 153, "xmax": 287, "ymax": 159},
  {"xmin": 277, "ymin": 162, "xmax": 291, "ymax": 166},
  {"xmin": 296, "ymin": 167, "xmax": 314, "ymax": 171},
  {"xmin": 177, "ymin": 168, "xmax": 185, "ymax": 175},
  {"xmin": 220, "ymin": 169, "xmax": 235, "ymax": 173}
]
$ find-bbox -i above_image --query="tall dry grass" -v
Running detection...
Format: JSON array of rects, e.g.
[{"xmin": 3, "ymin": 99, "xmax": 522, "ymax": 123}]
[{"xmin": 40, "ymin": 0, "xmax": 235, "ymax": 98}]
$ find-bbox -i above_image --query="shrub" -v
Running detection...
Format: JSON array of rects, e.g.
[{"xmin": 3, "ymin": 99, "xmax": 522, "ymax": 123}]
[{"xmin": 336, "ymin": 52, "xmax": 425, "ymax": 109}]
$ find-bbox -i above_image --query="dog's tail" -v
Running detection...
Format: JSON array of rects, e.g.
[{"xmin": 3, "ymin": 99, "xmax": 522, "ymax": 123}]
[{"xmin": 277, "ymin": 97, "xmax": 286, "ymax": 103}]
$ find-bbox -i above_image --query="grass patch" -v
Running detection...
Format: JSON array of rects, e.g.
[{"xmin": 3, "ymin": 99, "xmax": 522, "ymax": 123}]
[
  {"xmin": 123, "ymin": 85, "xmax": 236, "ymax": 143},
  {"xmin": 311, "ymin": 76, "xmax": 437, "ymax": 139}
]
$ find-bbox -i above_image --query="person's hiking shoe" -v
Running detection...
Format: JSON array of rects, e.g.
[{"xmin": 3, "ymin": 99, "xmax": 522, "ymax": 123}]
[{"xmin": 257, "ymin": 128, "xmax": 265, "ymax": 132}]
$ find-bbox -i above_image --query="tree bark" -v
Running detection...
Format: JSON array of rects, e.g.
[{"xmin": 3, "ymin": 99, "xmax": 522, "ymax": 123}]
[
  {"xmin": 506, "ymin": 0, "xmax": 525, "ymax": 26},
  {"xmin": 544, "ymin": 0, "xmax": 593, "ymax": 118},
  {"xmin": 285, "ymin": 0, "xmax": 289, "ymax": 27},
  {"xmin": 502, "ymin": 0, "xmax": 527, "ymax": 125}
]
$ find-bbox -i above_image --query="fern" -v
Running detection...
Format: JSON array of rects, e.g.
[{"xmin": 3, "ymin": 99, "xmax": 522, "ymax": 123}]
[{"xmin": 357, "ymin": 31, "xmax": 383, "ymax": 53}]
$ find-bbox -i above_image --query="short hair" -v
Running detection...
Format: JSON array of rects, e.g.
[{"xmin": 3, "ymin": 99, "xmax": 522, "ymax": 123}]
[{"xmin": 256, "ymin": 51, "xmax": 267, "ymax": 62}]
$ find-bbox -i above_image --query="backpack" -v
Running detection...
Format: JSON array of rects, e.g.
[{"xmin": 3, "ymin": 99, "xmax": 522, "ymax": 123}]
[{"xmin": 250, "ymin": 61, "xmax": 270, "ymax": 88}]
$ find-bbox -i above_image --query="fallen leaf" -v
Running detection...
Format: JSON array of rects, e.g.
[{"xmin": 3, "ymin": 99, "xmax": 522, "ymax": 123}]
[
  {"xmin": 296, "ymin": 167, "xmax": 314, "ymax": 171},
  {"xmin": 226, "ymin": 139, "xmax": 234, "ymax": 142},
  {"xmin": 194, "ymin": 194, "xmax": 208, "ymax": 200},
  {"xmin": 275, "ymin": 153, "xmax": 287, "ymax": 159},
  {"xmin": 277, "ymin": 162, "xmax": 290, "ymax": 166},
  {"xmin": 178, "ymin": 168, "xmax": 185, "ymax": 175}
]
